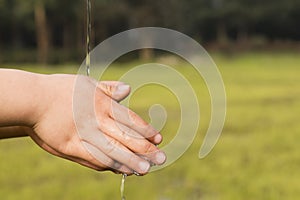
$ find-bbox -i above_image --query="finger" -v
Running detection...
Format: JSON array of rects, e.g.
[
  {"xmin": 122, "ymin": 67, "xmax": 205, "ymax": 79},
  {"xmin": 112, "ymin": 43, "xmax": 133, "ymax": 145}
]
[
  {"xmin": 110, "ymin": 167, "xmax": 134, "ymax": 176},
  {"xmin": 28, "ymin": 130, "xmax": 132, "ymax": 173},
  {"xmin": 65, "ymin": 143, "xmax": 133, "ymax": 174},
  {"xmin": 47, "ymin": 148, "xmax": 106, "ymax": 171},
  {"xmin": 100, "ymin": 119, "xmax": 166, "ymax": 165},
  {"xmin": 28, "ymin": 132, "xmax": 106, "ymax": 171},
  {"xmin": 82, "ymin": 130, "xmax": 151, "ymax": 175},
  {"xmin": 81, "ymin": 141, "xmax": 132, "ymax": 174},
  {"xmin": 51, "ymin": 134, "xmax": 133, "ymax": 174},
  {"xmin": 109, "ymin": 101, "xmax": 163, "ymax": 144},
  {"xmin": 98, "ymin": 81, "xmax": 131, "ymax": 102}
]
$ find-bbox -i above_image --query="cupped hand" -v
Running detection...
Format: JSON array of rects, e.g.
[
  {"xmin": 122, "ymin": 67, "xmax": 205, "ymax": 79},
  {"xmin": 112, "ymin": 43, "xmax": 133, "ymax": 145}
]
[{"xmin": 28, "ymin": 75, "xmax": 166, "ymax": 175}]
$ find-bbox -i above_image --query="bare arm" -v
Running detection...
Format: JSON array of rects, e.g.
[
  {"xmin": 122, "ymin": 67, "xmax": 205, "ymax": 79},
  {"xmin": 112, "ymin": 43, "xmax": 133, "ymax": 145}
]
[
  {"xmin": 0, "ymin": 69, "xmax": 43, "ymax": 127},
  {"xmin": 0, "ymin": 126, "xmax": 28, "ymax": 139},
  {"xmin": 0, "ymin": 69, "xmax": 166, "ymax": 175}
]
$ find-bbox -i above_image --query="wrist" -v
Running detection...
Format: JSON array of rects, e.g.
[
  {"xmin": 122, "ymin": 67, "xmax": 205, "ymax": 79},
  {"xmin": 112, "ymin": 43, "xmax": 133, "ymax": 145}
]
[
  {"xmin": 23, "ymin": 72, "xmax": 49, "ymax": 127},
  {"xmin": 0, "ymin": 69, "xmax": 47, "ymax": 127}
]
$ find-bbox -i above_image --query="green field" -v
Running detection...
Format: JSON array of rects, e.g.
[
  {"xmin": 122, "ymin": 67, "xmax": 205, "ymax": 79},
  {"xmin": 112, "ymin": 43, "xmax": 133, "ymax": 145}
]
[{"xmin": 1, "ymin": 52, "xmax": 300, "ymax": 200}]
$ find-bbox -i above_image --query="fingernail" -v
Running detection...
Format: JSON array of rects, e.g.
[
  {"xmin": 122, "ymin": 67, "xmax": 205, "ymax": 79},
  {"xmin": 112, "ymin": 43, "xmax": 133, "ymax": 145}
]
[
  {"xmin": 154, "ymin": 134, "xmax": 162, "ymax": 144},
  {"xmin": 117, "ymin": 84, "xmax": 130, "ymax": 92},
  {"xmin": 156, "ymin": 152, "xmax": 166, "ymax": 164},
  {"xmin": 139, "ymin": 161, "xmax": 150, "ymax": 173},
  {"xmin": 114, "ymin": 85, "xmax": 130, "ymax": 97}
]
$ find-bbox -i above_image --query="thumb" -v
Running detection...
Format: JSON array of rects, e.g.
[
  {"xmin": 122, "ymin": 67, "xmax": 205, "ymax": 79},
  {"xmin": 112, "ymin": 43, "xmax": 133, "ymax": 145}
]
[{"xmin": 98, "ymin": 81, "xmax": 131, "ymax": 102}]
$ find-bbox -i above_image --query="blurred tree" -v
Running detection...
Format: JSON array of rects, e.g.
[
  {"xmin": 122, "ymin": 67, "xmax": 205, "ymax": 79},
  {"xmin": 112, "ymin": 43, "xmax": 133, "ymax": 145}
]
[
  {"xmin": 0, "ymin": 0, "xmax": 8, "ymax": 60},
  {"xmin": 46, "ymin": 0, "xmax": 82, "ymax": 49},
  {"xmin": 124, "ymin": 0, "xmax": 157, "ymax": 60},
  {"xmin": 34, "ymin": 0, "xmax": 49, "ymax": 64},
  {"xmin": 125, "ymin": 0, "xmax": 185, "ymax": 60},
  {"xmin": 0, "ymin": 0, "xmax": 300, "ymax": 64},
  {"xmin": 254, "ymin": 0, "xmax": 300, "ymax": 40},
  {"xmin": 46, "ymin": 0, "xmax": 84, "ymax": 61}
]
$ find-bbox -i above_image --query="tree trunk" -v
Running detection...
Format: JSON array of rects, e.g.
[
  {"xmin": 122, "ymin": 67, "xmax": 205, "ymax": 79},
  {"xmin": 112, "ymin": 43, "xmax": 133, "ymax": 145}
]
[
  {"xmin": 217, "ymin": 22, "xmax": 229, "ymax": 46},
  {"xmin": 34, "ymin": 1, "xmax": 49, "ymax": 64},
  {"xmin": 237, "ymin": 27, "xmax": 248, "ymax": 47},
  {"xmin": 76, "ymin": 22, "xmax": 82, "ymax": 50}
]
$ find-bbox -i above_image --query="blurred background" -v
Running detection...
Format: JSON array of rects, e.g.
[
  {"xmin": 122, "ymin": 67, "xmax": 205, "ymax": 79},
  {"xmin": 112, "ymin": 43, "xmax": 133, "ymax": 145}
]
[
  {"xmin": 0, "ymin": 0, "xmax": 299, "ymax": 64},
  {"xmin": 0, "ymin": 0, "xmax": 300, "ymax": 200}
]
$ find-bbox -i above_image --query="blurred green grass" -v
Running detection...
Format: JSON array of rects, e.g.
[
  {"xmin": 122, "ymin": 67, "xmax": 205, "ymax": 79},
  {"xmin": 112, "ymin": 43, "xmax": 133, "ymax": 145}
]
[{"xmin": 1, "ymin": 52, "xmax": 300, "ymax": 200}]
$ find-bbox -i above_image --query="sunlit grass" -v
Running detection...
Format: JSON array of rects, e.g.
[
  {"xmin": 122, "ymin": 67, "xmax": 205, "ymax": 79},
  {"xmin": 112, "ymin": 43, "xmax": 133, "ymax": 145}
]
[{"xmin": 1, "ymin": 51, "xmax": 300, "ymax": 199}]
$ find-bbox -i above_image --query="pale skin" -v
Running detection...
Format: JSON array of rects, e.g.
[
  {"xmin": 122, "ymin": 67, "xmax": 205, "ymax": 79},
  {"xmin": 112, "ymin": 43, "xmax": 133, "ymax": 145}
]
[{"xmin": 0, "ymin": 69, "xmax": 166, "ymax": 175}]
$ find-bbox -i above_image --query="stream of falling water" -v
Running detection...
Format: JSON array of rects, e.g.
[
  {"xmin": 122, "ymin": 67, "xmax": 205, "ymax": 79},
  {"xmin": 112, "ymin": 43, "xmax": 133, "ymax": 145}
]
[
  {"xmin": 86, "ymin": 1, "xmax": 126, "ymax": 199},
  {"xmin": 120, "ymin": 173, "xmax": 127, "ymax": 200},
  {"xmin": 86, "ymin": 0, "xmax": 91, "ymax": 76}
]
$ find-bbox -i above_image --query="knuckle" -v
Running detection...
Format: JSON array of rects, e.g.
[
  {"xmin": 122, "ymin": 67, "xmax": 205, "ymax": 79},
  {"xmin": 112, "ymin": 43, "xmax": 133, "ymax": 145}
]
[
  {"xmin": 144, "ymin": 126, "xmax": 156, "ymax": 139},
  {"xmin": 141, "ymin": 142, "xmax": 154, "ymax": 154},
  {"xmin": 104, "ymin": 139, "xmax": 119, "ymax": 154},
  {"xmin": 125, "ymin": 114, "xmax": 135, "ymax": 128},
  {"xmin": 104, "ymin": 158, "xmax": 116, "ymax": 169},
  {"xmin": 127, "ymin": 154, "xmax": 138, "ymax": 166},
  {"xmin": 104, "ymin": 83, "xmax": 114, "ymax": 96}
]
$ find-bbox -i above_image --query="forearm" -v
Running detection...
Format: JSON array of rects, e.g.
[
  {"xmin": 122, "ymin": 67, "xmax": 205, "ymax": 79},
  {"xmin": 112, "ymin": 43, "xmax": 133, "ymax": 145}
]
[
  {"xmin": 0, "ymin": 126, "xmax": 30, "ymax": 139},
  {"xmin": 0, "ymin": 69, "xmax": 44, "ymax": 128}
]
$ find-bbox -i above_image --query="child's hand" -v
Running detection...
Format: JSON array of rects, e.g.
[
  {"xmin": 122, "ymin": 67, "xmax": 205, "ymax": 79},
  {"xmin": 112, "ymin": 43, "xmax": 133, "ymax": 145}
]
[{"xmin": 28, "ymin": 74, "xmax": 166, "ymax": 175}]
